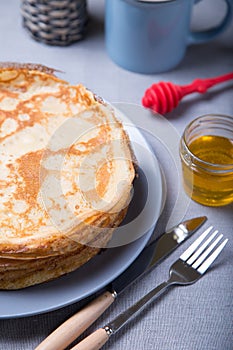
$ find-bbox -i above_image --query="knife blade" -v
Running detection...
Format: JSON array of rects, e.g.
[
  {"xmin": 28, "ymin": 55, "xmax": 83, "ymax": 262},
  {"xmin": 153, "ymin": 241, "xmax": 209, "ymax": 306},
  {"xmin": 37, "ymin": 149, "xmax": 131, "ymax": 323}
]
[
  {"xmin": 35, "ymin": 216, "xmax": 206, "ymax": 350},
  {"xmin": 110, "ymin": 216, "xmax": 206, "ymax": 295}
]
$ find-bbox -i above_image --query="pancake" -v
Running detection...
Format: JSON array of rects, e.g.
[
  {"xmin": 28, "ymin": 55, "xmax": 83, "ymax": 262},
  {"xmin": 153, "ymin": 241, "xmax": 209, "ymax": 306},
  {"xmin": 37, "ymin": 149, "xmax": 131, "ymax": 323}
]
[{"xmin": 0, "ymin": 63, "xmax": 135, "ymax": 289}]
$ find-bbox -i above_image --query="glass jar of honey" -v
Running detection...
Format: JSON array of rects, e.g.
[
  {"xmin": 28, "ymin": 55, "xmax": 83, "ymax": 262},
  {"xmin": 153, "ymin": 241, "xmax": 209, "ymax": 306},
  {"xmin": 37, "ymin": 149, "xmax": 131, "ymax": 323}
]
[{"xmin": 180, "ymin": 114, "xmax": 233, "ymax": 206}]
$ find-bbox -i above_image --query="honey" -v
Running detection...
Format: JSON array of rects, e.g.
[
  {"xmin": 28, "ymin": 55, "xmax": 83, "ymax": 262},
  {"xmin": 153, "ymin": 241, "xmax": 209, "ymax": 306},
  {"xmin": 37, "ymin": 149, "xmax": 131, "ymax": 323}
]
[
  {"xmin": 180, "ymin": 115, "xmax": 233, "ymax": 206},
  {"xmin": 190, "ymin": 135, "xmax": 233, "ymax": 164}
]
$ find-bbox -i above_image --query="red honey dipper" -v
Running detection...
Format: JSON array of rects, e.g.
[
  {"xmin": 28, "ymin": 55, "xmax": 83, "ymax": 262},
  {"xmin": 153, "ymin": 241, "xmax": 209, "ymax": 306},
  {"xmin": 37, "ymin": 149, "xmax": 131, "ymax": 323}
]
[{"xmin": 142, "ymin": 72, "xmax": 233, "ymax": 114}]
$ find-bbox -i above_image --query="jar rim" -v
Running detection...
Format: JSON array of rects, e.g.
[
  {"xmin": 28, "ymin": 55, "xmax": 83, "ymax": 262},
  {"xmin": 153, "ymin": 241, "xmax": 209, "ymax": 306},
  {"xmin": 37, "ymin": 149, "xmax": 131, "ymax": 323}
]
[{"xmin": 182, "ymin": 114, "xmax": 233, "ymax": 170}]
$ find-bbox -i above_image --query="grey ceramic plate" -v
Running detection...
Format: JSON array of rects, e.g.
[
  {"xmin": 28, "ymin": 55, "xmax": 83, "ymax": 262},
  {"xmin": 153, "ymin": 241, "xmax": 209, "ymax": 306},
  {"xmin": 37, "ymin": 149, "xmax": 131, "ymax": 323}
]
[{"xmin": 0, "ymin": 105, "xmax": 163, "ymax": 318}]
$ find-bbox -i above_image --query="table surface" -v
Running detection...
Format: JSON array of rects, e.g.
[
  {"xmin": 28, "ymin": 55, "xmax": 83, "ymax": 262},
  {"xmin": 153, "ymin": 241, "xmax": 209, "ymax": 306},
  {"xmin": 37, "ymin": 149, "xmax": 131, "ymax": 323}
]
[{"xmin": 0, "ymin": 0, "xmax": 232, "ymax": 349}]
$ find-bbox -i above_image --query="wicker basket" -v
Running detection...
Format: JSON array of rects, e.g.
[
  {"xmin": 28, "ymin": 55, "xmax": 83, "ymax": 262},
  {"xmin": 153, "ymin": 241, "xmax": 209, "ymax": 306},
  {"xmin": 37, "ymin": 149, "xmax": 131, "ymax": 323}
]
[{"xmin": 21, "ymin": 0, "xmax": 88, "ymax": 46}]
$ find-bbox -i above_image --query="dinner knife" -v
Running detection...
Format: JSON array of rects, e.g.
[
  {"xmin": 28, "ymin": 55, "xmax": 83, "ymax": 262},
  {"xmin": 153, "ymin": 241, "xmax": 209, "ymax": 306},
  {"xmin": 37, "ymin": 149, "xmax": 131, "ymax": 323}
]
[{"xmin": 35, "ymin": 216, "xmax": 206, "ymax": 350}]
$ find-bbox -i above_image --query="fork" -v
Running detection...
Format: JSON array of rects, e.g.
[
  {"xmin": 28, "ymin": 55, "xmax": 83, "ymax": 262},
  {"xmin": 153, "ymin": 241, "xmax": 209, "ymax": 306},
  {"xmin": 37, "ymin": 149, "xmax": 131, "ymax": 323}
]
[{"xmin": 71, "ymin": 226, "xmax": 228, "ymax": 350}]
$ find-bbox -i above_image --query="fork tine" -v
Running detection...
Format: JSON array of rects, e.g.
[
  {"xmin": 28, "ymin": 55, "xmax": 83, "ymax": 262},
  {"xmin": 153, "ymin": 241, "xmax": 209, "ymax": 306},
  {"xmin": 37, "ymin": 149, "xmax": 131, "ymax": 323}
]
[
  {"xmin": 197, "ymin": 238, "xmax": 228, "ymax": 274},
  {"xmin": 180, "ymin": 226, "xmax": 213, "ymax": 261},
  {"xmin": 192, "ymin": 234, "xmax": 223, "ymax": 269},
  {"xmin": 187, "ymin": 230, "xmax": 219, "ymax": 265}
]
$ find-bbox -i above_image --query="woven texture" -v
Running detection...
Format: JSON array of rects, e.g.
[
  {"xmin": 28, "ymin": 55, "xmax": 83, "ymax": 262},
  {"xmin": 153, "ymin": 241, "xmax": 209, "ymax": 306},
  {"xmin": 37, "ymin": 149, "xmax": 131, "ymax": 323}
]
[{"xmin": 21, "ymin": 0, "xmax": 88, "ymax": 46}]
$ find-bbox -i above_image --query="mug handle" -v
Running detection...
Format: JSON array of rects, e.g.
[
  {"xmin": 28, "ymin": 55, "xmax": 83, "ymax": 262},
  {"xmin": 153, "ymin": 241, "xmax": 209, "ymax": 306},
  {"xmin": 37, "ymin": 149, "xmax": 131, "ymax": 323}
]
[{"xmin": 188, "ymin": 0, "xmax": 233, "ymax": 44}]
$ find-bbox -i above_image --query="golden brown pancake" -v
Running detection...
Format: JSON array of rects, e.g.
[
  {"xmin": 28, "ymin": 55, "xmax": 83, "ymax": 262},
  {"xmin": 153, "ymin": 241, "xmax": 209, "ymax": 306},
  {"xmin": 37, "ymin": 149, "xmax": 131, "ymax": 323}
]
[{"xmin": 0, "ymin": 63, "xmax": 135, "ymax": 289}]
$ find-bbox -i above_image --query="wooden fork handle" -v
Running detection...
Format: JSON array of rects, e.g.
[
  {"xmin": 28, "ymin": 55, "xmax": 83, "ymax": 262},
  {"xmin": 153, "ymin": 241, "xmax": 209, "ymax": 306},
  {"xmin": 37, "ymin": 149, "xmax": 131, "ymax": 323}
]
[
  {"xmin": 35, "ymin": 291, "xmax": 115, "ymax": 350},
  {"xmin": 70, "ymin": 328, "xmax": 109, "ymax": 350}
]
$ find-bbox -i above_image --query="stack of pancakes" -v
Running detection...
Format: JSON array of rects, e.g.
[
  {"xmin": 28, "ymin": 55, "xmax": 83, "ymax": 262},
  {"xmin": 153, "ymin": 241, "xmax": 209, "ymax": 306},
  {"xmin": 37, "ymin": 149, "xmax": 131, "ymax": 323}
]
[{"xmin": 0, "ymin": 63, "xmax": 135, "ymax": 289}]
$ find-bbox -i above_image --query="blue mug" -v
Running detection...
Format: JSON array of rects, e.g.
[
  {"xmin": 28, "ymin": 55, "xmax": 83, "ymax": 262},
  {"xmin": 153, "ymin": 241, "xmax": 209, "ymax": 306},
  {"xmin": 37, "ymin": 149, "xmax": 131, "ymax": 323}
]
[{"xmin": 105, "ymin": 0, "xmax": 233, "ymax": 73}]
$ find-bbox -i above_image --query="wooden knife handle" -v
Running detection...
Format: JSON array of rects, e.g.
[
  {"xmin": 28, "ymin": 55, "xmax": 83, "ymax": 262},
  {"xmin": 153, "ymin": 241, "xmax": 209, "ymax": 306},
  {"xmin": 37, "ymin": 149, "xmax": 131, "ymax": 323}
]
[
  {"xmin": 35, "ymin": 291, "xmax": 115, "ymax": 350},
  {"xmin": 70, "ymin": 329, "xmax": 109, "ymax": 350}
]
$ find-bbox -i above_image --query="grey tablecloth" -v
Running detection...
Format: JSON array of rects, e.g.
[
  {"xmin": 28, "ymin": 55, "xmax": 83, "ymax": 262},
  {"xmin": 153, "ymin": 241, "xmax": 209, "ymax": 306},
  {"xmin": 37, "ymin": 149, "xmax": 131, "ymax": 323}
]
[{"xmin": 0, "ymin": 1, "xmax": 232, "ymax": 349}]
